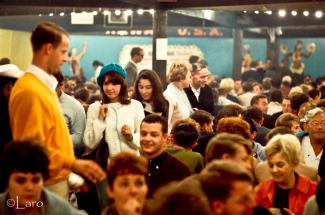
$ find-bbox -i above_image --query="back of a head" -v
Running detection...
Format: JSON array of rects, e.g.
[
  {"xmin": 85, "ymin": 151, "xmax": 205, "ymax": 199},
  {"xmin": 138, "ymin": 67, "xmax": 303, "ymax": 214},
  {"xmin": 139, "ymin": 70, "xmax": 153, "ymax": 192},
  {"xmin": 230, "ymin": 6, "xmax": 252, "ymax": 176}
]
[
  {"xmin": 0, "ymin": 57, "xmax": 10, "ymax": 65},
  {"xmin": 242, "ymin": 81, "xmax": 253, "ymax": 93},
  {"xmin": 205, "ymin": 133, "xmax": 252, "ymax": 164},
  {"xmin": 168, "ymin": 62, "xmax": 191, "ymax": 83},
  {"xmin": 189, "ymin": 55, "xmax": 200, "ymax": 64},
  {"xmin": 275, "ymin": 113, "xmax": 299, "ymax": 128},
  {"xmin": 0, "ymin": 140, "xmax": 50, "ymax": 188},
  {"xmin": 216, "ymin": 104, "xmax": 243, "ymax": 123},
  {"xmin": 269, "ymin": 89, "xmax": 283, "ymax": 103},
  {"xmin": 290, "ymin": 93, "xmax": 310, "ymax": 112},
  {"xmin": 149, "ymin": 182, "xmax": 213, "ymax": 215},
  {"xmin": 172, "ymin": 122, "xmax": 199, "ymax": 149},
  {"xmin": 266, "ymin": 126, "xmax": 293, "ymax": 142},
  {"xmin": 190, "ymin": 110, "xmax": 214, "ymax": 129},
  {"xmin": 53, "ymin": 71, "xmax": 64, "ymax": 84},
  {"xmin": 200, "ymin": 160, "xmax": 253, "ymax": 202},
  {"xmin": 216, "ymin": 117, "xmax": 251, "ymax": 140},
  {"xmin": 31, "ymin": 22, "xmax": 68, "ymax": 52},
  {"xmin": 242, "ymin": 106, "xmax": 263, "ymax": 122}
]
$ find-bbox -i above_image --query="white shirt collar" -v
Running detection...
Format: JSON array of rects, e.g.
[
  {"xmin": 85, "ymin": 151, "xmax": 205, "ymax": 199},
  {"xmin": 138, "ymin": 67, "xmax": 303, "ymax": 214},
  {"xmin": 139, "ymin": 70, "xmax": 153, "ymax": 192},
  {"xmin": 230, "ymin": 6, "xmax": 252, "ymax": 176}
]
[
  {"xmin": 27, "ymin": 64, "xmax": 58, "ymax": 91},
  {"xmin": 130, "ymin": 60, "xmax": 137, "ymax": 66},
  {"xmin": 190, "ymin": 84, "xmax": 201, "ymax": 100}
]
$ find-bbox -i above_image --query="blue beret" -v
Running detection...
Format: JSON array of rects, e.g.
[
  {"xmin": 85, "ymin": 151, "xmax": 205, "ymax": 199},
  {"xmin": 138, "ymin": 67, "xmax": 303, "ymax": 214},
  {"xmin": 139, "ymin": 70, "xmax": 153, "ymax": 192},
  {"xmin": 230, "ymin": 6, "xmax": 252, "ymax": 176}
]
[{"xmin": 97, "ymin": 63, "xmax": 127, "ymax": 86}]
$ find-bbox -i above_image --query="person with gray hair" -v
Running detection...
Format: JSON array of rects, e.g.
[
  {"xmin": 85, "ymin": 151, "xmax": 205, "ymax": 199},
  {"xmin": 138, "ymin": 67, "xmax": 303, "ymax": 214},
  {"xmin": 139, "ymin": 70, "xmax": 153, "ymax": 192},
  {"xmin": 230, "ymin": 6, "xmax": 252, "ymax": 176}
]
[
  {"xmin": 300, "ymin": 107, "xmax": 325, "ymax": 171},
  {"xmin": 255, "ymin": 134, "xmax": 317, "ymax": 215}
]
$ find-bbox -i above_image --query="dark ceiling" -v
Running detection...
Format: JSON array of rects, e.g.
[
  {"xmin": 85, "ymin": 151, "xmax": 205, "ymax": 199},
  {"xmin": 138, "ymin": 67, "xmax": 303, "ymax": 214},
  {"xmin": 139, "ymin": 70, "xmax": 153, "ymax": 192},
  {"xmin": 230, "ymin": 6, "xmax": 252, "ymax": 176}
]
[{"xmin": 1, "ymin": 0, "xmax": 325, "ymax": 37}]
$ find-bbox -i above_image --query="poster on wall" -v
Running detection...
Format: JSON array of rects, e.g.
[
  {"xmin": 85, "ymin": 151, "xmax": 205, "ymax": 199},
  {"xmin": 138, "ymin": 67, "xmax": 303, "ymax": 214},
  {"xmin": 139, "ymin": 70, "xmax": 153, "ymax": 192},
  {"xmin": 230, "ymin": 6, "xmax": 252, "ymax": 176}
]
[{"xmin": 119, "ymin": 44, "xmax": 204, "ymax": 73}]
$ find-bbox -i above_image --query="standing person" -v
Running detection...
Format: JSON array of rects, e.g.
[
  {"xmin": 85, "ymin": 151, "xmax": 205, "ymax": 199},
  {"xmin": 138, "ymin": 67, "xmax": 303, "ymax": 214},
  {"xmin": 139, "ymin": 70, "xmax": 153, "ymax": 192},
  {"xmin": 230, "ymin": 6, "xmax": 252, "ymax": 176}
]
[
  {"xmin": 84, "ymin": 63, "xmax": 145, "ymax": 157},
  {"xmin": 54, "ymin": 72, "xmax": 86, "ymax": 156},
  {"xmin": 0, "ymin": 64, "xmax": 23, "ymax": 153},
  {"xmin": 132, "ymin": 69, "xmax": 169, "ymax": 119},
  {"xmin": 255, "ymin": 134, "xmax": 317, "ymax": 215},
  {"xmin": 164, "ymin": 62, "xmax": 193, "ymax": 130},
  {"xmin": 124, "ymin": 47, "xmax": 144, "ymax": 88},
  {"xmin": 184, "ymin": 63, "xmax": 215, "ymax": 116},
  {"xmin": 140, "ymin": 114, "xmax": 191, "ymax": 198},
  {"xmin": 9, "ymin": 22, "xmax": 105, "ymax": 200},
  {"xmin": 92, "ymin": 60, "xmax": 103, "ymax": 83}
]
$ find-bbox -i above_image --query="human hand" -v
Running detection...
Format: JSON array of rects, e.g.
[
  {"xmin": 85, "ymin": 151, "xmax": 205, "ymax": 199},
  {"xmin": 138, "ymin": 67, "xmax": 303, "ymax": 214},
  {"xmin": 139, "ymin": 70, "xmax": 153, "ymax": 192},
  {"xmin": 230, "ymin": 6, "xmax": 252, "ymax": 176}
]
[
  {"xmin": 121, "ymin": 125, "xmax": 133, "ymax": 141},
  {"xmin": 99, "ymin": 104, "xmax": 108, "ymax": 121},
  {"xmin": 122, "ymin": 198, "xmax": 142, "ymax": 215},
  {"xmin": 72, "ymin": 159, "xmax": 106, "ymax": 184}
]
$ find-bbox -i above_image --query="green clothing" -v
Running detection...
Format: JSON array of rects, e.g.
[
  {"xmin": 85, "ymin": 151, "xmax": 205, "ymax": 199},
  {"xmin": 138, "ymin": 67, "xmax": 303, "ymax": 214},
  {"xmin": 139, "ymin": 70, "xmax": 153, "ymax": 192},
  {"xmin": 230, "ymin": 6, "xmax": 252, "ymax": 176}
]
[{"xmin": 165, "ymin": 147, "xmax": 204, "ymax": 173}]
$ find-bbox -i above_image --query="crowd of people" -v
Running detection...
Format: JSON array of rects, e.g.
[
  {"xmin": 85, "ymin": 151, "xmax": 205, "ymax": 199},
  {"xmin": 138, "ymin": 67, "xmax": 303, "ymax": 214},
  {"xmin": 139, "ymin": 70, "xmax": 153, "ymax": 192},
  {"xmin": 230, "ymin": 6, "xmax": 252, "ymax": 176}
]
[{"xmin": 0, "ymin": 21, "xmax": 325, "ymax": 215}]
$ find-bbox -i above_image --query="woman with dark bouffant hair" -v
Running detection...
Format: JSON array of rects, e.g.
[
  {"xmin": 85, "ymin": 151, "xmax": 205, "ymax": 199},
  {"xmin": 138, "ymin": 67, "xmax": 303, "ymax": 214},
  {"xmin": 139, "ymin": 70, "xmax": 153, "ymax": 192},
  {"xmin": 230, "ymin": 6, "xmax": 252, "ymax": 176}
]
[
  {"xmin": 132, "ymin": 69, "xmax": 169, "ymax": 119},
  {"xmin": 84, "ymin": 63, "xmax": 145, "ymax": 158}
]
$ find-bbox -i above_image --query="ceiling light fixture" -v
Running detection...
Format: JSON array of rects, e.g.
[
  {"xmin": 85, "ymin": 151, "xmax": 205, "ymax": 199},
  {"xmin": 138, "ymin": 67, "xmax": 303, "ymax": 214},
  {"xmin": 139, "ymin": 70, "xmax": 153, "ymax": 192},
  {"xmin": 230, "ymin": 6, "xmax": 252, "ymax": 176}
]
[
  {"xmin": 149, "ymin": 9, "xmax": 155, "ymax": 15},
  {"xmin": 59, "ymin": 12, "xmax": 64, "ymax": 16},
  {"xmin": 114, "ymin": 9, "xmax": 121, "ymax": 16},
  {"xmin": 137, "ymin": 9, "xmax": 144, "ymax": 15},
  {"xmin": 303, "ymin": 11, "xmax": 309, "ymax": 16},
  {"xmin": 278, "ymin": 10, "xmax": 286, "ymax": 17},
  {"xmin": 49, "ymin": 13, "xmax": 54, "ymax": 16},
  {"xmin": 315, "ymin": 11, "xmax": 323, "ymax": 18},
  {"xmin": 254, "ymin": 10, "xmax": 259, "ymax": 14},
  {"xmin": 291, "ymin": 10, "xmax": 297, "ymax": 16},
  {"xmin": 266, "ymin": 11, "xmax": 272, "ymax": 15},
  {"xmin": 125, "ymin": 9, "xmax": 133, "ymax": 16},
  {"xmin": 92, "ymin": 11, "xmax": 98, "ymax": 16},
  {"xmin": 243, "ymin": 10, "xmax": 247, "ymax": 13},
  {"xmin": 103, "ymin": 10, "xmax": 109, "ymax": 15}
]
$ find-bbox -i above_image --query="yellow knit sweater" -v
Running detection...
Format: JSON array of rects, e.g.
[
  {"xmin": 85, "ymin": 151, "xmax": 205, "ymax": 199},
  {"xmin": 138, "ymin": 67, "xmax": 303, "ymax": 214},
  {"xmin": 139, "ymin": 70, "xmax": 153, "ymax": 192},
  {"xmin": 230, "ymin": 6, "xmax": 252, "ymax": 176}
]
[{"xmin": 9, "ymin": 73, "xmax": 75, "ymax": 184}]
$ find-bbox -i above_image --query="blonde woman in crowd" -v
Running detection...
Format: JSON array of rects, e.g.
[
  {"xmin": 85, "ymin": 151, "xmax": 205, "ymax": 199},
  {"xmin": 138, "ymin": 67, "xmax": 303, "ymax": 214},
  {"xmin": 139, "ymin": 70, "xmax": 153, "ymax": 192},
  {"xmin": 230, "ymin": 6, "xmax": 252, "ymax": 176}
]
[
  {"xmin": 164, "ymin": 62, "xmax": 193, "ymax": 131},
  {"xmin": 255, "ymin": 134, "xmax": 317, "ymax": 215}
]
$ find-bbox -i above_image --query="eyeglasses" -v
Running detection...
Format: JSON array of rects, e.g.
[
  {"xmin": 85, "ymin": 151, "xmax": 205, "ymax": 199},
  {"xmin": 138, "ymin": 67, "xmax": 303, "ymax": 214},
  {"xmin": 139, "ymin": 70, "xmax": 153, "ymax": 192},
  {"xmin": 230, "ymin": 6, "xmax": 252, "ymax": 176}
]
[{"xmin": 308, "ymin": 120, "xmax": 325, "ymax": 126}]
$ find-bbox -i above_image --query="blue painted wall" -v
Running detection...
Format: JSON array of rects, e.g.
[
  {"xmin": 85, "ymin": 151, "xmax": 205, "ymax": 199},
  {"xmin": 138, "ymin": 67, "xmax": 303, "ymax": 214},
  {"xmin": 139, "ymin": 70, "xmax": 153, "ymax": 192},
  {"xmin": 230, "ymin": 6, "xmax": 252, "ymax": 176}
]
[{"xmin": 62, "ymin": 35, "xmax": 324, "ymax": 81}]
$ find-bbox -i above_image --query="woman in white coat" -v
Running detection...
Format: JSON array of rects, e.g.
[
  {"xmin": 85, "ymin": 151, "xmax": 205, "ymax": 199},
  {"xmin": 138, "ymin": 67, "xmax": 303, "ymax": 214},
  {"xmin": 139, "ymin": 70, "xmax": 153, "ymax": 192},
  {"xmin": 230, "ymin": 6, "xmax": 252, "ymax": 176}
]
[
  {"xmin": 163, "ymin": 62, "xmax": 193, "ymax": 131},
  {"xmin": 84, "ymin": 63, "xmax": 144, "ymax": 157}
]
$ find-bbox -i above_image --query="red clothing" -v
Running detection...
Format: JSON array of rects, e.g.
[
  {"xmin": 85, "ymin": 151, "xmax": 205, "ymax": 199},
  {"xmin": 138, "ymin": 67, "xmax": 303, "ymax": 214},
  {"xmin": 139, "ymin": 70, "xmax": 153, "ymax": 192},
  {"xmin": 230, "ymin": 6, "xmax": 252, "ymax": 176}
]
[{"xmin": 255, "ymin": 174, "xmax": 316, "ymax": 215}]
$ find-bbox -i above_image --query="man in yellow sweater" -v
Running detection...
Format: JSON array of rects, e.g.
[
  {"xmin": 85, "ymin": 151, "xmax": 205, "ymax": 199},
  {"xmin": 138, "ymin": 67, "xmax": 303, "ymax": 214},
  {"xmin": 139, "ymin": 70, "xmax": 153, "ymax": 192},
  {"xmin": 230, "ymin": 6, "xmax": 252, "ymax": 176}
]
[{"xmin": 9, "ymin": 22, "xmax": 105, "ymax": 200}]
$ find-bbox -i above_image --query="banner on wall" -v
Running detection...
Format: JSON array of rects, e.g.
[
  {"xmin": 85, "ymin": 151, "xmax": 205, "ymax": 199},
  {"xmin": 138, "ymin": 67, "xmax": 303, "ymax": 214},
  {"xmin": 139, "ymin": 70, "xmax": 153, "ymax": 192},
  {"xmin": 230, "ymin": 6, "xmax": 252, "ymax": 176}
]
[
  {"xmin": 119, "ymin": 44, "xmax": 204, "ymax": 72},
  {"xmin": 106, "ymin": 27, "xmax": 231, "ymax": 37}
]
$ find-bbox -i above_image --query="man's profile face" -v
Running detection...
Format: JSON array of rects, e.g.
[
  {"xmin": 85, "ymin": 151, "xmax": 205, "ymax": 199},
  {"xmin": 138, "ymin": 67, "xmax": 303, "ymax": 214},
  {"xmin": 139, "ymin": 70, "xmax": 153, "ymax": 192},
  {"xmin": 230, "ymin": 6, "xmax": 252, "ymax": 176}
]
[
  {"xmin": 134, "ymin": 50, "xmax": 144, "ymax": 63},
  {"xmin": 191, "ymin": 68, "xmax": 209, "ymax": 89},
  {"xmin": 255, "ymin": 98, "xmax": 268, "ymax": 114},
  {"xmin": 140, "ymin": 122, "xmax": 166, "ymax": 159},
  {"xmin": 48, "ymin": 34, "xmax": 69, "ymax": 74}
]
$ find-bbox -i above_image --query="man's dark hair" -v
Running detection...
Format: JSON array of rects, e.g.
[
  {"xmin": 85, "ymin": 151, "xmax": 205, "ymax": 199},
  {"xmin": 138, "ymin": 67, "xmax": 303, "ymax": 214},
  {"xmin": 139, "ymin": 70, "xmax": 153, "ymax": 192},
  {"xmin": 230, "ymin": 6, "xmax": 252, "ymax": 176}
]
[
  {"xmin": 242, "ymin": 106, "xmax": 263, "ymax": 122},
  {"xmin": 290, "ymin": 93, "xmax": 310, "ymax": 112},
  {"xmin": 266, "ymin": 126, "xmax": 293, "ymax": 142},
  {"xmin": 0, "ymin": 57, "xmax": 10, "ymax": 65},
  {"xmin": 31, "ymin": 22, "xmax": 68, "ymax": 52},
  {"xmin": 205, "ymin": 133, "xmax": 252, "ymax": 164},
  {"xmin": 141, "ymin": 114, "xmax": 168, "ymax": 135},
  {"xmin": 250, "ymin": 95, "xmax": 267, "ymax": 106},
  {"xmin": 172, "ymin": 123, "xmax": 199, "ymax": 149},
  {"xmin": 189, "ymin": 55, "xmax": 200, "ymax": 64},
  {"xmin": 130, "ymin": 47, "xmax": 143, "ymax": 58},
  {"xmin": 53, "ymin": 71, "xmax": 64, "ymax": 84},
  {"xmin": 242, "ymin": 81, "xmax": 253, "ymax": 93},
  {"xmin": 269, "ymin": 89, "xmax": 283, "ymax": 103},
  {"xmin": 215, "ymin": 104, "xmax": 243, "ymax": 125},
  {"xmin": 92, "ymin": 60, "xmax": 104, "ymax": 67},
  {"xmin": 190, "ymin": 110, "xmax": 214, "ymax": 129},
  {"xmin": 0, "ymin": 139, "xmax": 50, "ymax": 188},
  {"xmin": 308, "ymin": 89, "xmax": 320, "ymax": 100}
]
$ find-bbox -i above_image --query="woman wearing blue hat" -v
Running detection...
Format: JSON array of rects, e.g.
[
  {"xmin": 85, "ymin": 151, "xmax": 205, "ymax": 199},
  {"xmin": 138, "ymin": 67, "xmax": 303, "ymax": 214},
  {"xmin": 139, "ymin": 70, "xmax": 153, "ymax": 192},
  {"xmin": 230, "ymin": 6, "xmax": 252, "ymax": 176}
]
[{"xmin": 83, "ymin": 63, "xmax": 145, "ymax": 158}]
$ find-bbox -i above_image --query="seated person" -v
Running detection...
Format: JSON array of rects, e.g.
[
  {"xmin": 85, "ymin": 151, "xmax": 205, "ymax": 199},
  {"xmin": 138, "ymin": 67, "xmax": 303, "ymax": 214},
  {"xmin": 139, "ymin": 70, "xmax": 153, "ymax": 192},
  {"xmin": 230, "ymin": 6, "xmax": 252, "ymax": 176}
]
[
  {"xmin": 275, "ymin": 113, "xmax": 302, "ymax": 134},
  {"xmin": 190, "ymin": 110, "xmax": 216, "ymax": 157},
  {"xmin": 103, "ymin": 151, "xmax": 148, "ymax": 215},
  {"xmin": 0, "ymin": 139, "xmax": 81, "ymax": 215},
  {"xmin": 166, "ymin": 121, "xmax": 204, "ymax": 173},
  {"xmin": 255, "ymin": 134, "xmax": 317, "ymax": 215}
]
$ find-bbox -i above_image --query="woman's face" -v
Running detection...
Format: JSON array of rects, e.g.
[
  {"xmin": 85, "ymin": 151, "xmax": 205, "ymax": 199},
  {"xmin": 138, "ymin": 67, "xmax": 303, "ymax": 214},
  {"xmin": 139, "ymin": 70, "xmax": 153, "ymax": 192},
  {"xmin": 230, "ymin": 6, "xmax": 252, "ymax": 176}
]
[
  {"xmin": 267, "ymin": 152, "xmax": 295, "ymax": 185},
  {"xmin": 138, "ymin": 79, "xmax": 153, "ymax": 101},
  {"xmin": 108, "ymin": 174, "xmax": 148, "ymax": 213},
  {"xmin": 291, "ymin": 121, "xmax": 302, "ymax": 134},
  {"xmin": 7, "ymin": 172, "xmax": 43, "ymax": 207},
  {"xmin": 103, "ymin": 76, "xmax": 121, "ymax": 103}
]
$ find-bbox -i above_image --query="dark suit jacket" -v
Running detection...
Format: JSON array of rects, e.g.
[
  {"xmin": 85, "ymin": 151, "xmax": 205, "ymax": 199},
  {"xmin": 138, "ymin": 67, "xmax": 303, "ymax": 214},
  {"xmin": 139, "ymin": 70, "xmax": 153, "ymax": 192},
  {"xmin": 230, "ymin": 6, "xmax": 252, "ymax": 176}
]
[
  {"xmin": 146, "ymin": 152, "xmax": 191, "ymax": 198},
  {"xmin": 124, "ymin": 61, "xmax": 138, "ymax": 87},
  {"xmin": 184, "ymin": 85, "xmax": 215, "ymax": 116}
]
